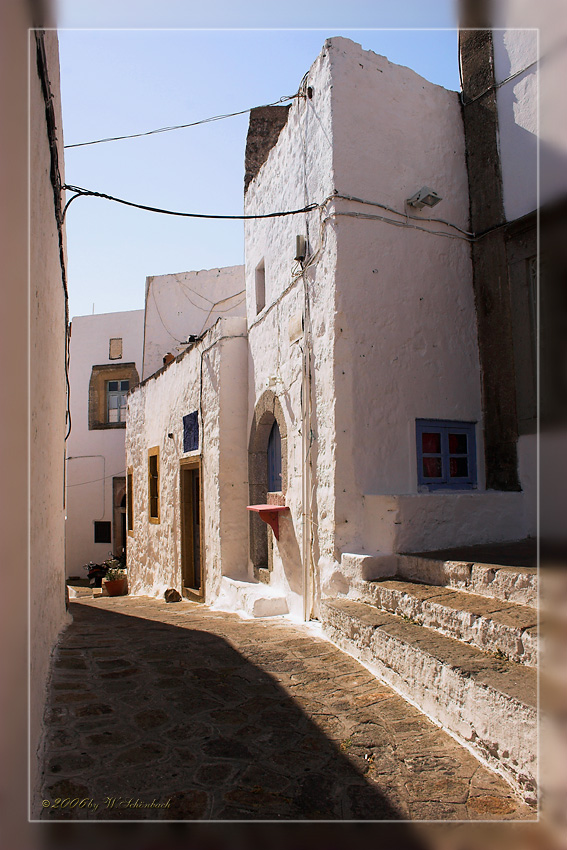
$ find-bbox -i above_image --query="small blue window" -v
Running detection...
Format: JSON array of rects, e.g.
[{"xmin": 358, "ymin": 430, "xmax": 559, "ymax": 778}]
[
  {"xmin": 416, "ymin": 419, "xmax": 477, "ymax": 491},
  {"xmin": 267, "ymin": 421, "xmax": 282, "ymax": 492},
  {"xmin": 183, "ymin": 411, "xmax": 199, "ymax": 453}
]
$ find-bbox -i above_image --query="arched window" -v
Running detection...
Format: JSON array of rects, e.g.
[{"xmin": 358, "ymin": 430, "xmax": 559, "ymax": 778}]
[{"xmin": 267, "ymin": 421, "xmax": 282, "ymax": 492}]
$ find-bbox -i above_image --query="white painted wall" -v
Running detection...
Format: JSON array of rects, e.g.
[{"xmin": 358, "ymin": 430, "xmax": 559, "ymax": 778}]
[
  {"xmin": 127, "ymin": 37, "xmax": 531, "ymax": 621},
  {"xmin": 126, "ymin": 317, "xmax": 248, "ymax": 601},
  {"xmin": 65, "ymin": 309, "xmax": 144, "ymax": 577},
  {"xmin": 492, "ymin": 29, "xmax": 538, "ymax": 221},
  {"xmin": 329, "ymin": 38, "xmax": 484, "ymax": 559},
  {"xmin": 492, "ymin": 3, "xmax": 567, "ymax": 212},
  {"xmin": 245, "ymin": 38, "xmax": 525, "ymax": 614},
  {"xmin": 28, "ymin": 29, "xmax": 69, "ymax": 811},
  {"xmin": 142, "ymin": 266, "xmax": 245, "ymax": 379},
  {"xmin": 245, "ymin": 41, "xmax": 337, "ymax": 618}
]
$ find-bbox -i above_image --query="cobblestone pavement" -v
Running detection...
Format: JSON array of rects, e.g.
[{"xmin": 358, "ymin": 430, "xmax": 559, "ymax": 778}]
[{"xmin": 38, "ymin": 596, "xmax": 536, "ymax": 821}]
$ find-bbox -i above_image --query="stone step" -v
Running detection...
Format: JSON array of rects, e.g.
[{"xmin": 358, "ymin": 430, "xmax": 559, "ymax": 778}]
[
  {"xmin": 396, "ymin": 554, "xmax": 537, "ymax": 607},
  {"xmin": 214, "ymin": 576, "xmax": 289, "ymax": 618},
  {"xmin": 358, "ymin": 579, "xmax": 538, "ymax": 667},
  {"xmin": 321, "ymin": 598, "xmax": 537, "ymax": 805},
  {"xmin": 67, "ymin": 585, "xmax": 94, "ymax": 598}
]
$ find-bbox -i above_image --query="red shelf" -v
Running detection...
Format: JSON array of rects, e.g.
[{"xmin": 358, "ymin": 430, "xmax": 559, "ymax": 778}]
[{"xmin": 247, "ymin": 504, "xmax": 289, "ymax": 540}]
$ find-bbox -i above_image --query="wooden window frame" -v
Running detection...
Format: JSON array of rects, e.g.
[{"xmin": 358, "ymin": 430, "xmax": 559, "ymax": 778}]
[
  {"xmin": 148, "ymin": 447, "xmax": 160, "ymax": 524},
  {"xmin": 88, "ymin": 363, "xmax": 139, "ymax": 430},
  {"xmin": 180, "ymin": 456, "xmax": 204, "ymax": 601}
]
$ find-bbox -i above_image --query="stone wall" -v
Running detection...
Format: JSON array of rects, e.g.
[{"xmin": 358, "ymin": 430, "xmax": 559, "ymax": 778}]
[{"xmin": 126, "ymin": 317, "xmax": 248, "ymax": 601}]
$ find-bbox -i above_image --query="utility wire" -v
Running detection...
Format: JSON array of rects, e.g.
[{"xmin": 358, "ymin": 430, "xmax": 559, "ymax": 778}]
[
  {"xmin": 61, "ymin": 184, "xmax": 319, "ymax": 222},
  {"xmin": 67, "ymin": 470, "xmax": 126, "ymax": 487},
  {"xmin": 61, "ymin": 184, "xmax": 510, "ymax": 244},
  {"xmin": 35, "ymin": 31, "xmax": 72, "ymax": 443},
  {"xmin": 64, "ymin": 94, "xmax": 299, "ymax": 149}
]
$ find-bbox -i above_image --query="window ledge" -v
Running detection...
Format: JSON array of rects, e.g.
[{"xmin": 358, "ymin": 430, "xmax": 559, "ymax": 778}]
[{"xmin": 89, "ymin": 421, "xmax": 127, "ymax": 431}]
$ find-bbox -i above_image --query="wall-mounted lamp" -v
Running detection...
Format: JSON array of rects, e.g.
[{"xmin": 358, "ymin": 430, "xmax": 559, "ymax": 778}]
[{"xmin": 406, "ymin": 186, "xmax": 442, "ymax": 210}]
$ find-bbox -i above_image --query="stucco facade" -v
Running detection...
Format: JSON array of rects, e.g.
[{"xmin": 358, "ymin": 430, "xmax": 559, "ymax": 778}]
[
  {"xmin": 28, "ymin": 28, "xmax": 69, "ymax": 807},
  {"xmin": 65, "ymin": 309, "xmax": 144, "ymax": 577},
  {"xmin": 142, "ymin": 266, "xmax": 245, "ymax": 380},
  {"xmin": 127, "ymin": 317, "xmax": 248, "ymax": 599},
  {"xmin": 127, "ymin": 37, "xmax": 531, "ymax": 622}
]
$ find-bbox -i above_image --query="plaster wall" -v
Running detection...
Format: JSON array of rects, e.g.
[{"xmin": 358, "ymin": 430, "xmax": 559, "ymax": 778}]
[
  {"xmin": 244, "ymin": 42, "xmax": 338, "ymax": 618},
  {"xmin": 29, "ymin": 29, "xmax": 69, "ymax": 805},
  {"xmin": 142, "ymin": 266, "xmax": 245, "ymax": 379},
  {"xmin": 328, "ymin": 38, "xmax": 484, "ymax": 555},
  {"xmin": 243, "ymin": 37, "xmax": 525, "ymax": 613},
  {"xmin": 362, "ymin": 491, "xmax": 526, "ymax": 554},
  {"xmin": 492, "ymin": 29, "xmax": 538, "ymax": 221},
  {"xmin": 126, "ymin": 317, "xmax": 248, "ymax": 602},
  {"xmin": 65, "ymin": 310, "xmax": 144, "ymax": 576}
]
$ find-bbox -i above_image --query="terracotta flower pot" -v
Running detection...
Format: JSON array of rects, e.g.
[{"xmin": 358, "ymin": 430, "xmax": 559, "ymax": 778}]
[{"xmin": 103, "ymin": 578, "xmax": 128, "ymax": 596}]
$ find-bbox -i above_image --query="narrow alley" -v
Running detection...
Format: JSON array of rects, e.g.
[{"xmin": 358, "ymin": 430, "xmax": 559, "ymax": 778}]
[{"xmin": 38, "ymin": 597, "xmax": 535, "ymax": 821}]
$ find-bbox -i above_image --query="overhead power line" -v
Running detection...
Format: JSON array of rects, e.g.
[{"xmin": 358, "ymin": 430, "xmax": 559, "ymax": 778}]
[
  {"xmin": 61, "ymin": 184, "xmax": 319, "ymax": 221},
  {"xmin": 64, "ymin": 94, "xmax": 299, "ymax": 149},
  {"xmin": 61, "ymin": 184, "xmax": 508, "ymax": 243}
]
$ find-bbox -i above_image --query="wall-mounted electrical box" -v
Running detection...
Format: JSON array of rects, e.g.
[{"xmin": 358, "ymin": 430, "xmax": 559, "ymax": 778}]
[{"xmin": 295, "ymin": 235, "xmax": 307, "ymax": 261}]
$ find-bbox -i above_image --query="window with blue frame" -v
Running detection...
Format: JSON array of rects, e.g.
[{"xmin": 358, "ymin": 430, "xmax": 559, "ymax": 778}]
[
  {"xmin": 416, "ymin": 419, "xmax": 477, "ymax": 490},
  {"xmin": 183, "ymin": 411, "xmax": 199, "ymax": 453},
  {"xmin": 267, "ymin": 421, "xmax": 282, "ymax": 492}
]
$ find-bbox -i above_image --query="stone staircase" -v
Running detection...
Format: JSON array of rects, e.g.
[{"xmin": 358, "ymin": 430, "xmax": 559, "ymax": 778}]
[{"xmin": 321, "ymin": 543, "xmax": 538, "ymax": 806}]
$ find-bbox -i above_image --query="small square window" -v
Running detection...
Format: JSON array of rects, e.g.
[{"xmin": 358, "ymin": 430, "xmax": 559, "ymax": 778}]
[
  {"xmin": 94, "ymin": 521, "xmax": 112, "ymax": 543},
  {"xmin": 416, "ymin": 419, "xmax": 477, "ymax": 490}
]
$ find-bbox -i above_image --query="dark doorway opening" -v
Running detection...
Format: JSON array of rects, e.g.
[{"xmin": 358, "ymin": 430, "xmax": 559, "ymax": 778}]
[{"xmin": 181, "ymin": 462, "xmax": 202, "ymax": 599}]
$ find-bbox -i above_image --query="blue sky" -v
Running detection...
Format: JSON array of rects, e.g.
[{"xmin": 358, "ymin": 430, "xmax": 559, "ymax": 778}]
[{"xmin": 58, "ymin": 9, "xmax": 461, "ymax": 318}]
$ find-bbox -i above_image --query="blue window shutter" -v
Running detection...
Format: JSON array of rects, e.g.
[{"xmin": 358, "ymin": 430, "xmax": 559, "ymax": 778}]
[{"xmin": 183, "ymin": 411, "xmax": 199, "ymax": 452}]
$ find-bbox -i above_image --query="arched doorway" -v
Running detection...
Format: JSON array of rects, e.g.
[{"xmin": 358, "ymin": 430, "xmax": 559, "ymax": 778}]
[
  {"xmin": 248, "ymin": 390, "xmax": 287, "ymax": 581},
  {"xmin": 112, "ymin": 477, "xmax": 127, "ymax": 559}
]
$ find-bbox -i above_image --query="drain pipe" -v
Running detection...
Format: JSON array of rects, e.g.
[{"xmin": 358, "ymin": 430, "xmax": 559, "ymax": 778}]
[
  {"xmin": 301, "ymin": 335, "xmax": 310, "ymax": 622},
  {"xmin": 301, "ymin": 286, "xmax": 315, "ymax": 622}
]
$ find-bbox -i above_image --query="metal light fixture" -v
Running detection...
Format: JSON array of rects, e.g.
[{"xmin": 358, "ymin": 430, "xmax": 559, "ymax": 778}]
[{"xmin": 406, "ymin": 186, "xmax": 442, "ymax": 209}]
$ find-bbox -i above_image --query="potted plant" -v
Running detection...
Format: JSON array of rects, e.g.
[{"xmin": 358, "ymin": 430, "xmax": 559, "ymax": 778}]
[{"xmin": 103, "ymin": 564, "xmax": 128, "ymax": 597}]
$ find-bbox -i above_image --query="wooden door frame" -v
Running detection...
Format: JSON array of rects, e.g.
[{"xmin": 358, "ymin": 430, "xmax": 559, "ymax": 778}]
[{"xmin": 179, "ymin": 457, "xmax": 204, "ymax": 601}]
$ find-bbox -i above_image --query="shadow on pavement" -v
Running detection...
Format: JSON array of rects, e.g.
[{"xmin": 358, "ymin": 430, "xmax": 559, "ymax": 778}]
[{"xmin": 37, "ymin": 600, "xmax": 427, "ymax": 841}]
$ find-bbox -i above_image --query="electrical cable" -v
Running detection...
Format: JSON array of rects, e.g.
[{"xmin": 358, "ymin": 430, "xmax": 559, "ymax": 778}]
[
  {"xmin": 150, "ymin": 284, "xmax": 186, "ymax": 343},
  {"xmin": 61, "ymin": 181, "xmax": 511, "ymax": 249},
  {"xmin": 333, "ymin": 192, "xmax": 474, "ymax": 237},
  {"xmin": 67, "ymin": 470, "xmax": 126, "ymax": 488},
  {"xmin": 459, "ymin": 36, "xmax": 567, "ymax": 108},
  {"xmin": 61, "ymin": 184, "xmax": 319, "ymax": 222},
  {"xmin": 35, "ymin": 30, "xmax": 72, "ymax": 442},
  {"xmin": 64, "ymin": 94, "xmax": 300, "ymax": 149}
]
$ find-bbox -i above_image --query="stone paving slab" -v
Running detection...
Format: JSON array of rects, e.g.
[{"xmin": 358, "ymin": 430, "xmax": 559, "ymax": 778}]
[{"xmin": 37, "ymin": 596, "xmax": 536, "ymax": 821}]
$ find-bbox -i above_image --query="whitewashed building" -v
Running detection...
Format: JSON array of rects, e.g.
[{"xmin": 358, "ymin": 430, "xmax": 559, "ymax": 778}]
[
  {"xmin": 126, "ymin": 37, "xmax": 538, "ymax": 800},
  {"xmin": 65, "ymin": 310, "xmax": 144, "ymax": 577},
  {"xmin": 127, "ymin": 37, "xmax": 531, "ymax": 612},
  {"xmin": 142, "ymin": 266, "xmax": 245, "ymax": 380}
]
